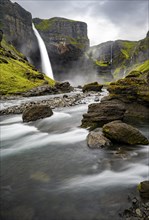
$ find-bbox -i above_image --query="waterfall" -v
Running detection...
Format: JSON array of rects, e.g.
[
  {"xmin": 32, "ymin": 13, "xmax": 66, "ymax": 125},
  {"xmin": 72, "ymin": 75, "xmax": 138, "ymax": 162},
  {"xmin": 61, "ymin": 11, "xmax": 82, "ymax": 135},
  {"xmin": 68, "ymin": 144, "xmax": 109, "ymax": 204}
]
[
  {"xmin": 110, "ymin": 43, "xmax": 113, "ymax": 64},
  {"xmin": 32, "ymin": 23, "xmax": 54, "ymax": 79}
]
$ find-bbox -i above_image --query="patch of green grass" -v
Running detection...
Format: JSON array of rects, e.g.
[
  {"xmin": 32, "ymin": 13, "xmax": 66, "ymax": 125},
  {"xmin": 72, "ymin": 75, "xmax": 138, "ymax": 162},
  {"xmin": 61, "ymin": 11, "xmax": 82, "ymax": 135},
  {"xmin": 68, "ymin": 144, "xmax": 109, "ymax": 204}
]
[
  {"xmin": 113, "ymin": 67, "xmax": 122, "ymax": 78},
  {"xmin": 121, "ymin": 49, "xmax": 129, "ymax": 59},
  {"xmin": 34, "ymin": 17, "xmax": 79, "ymax": 32},
  {"xmin": 134, "ymin": 60, "xmax": 149, "ymax": 73},
  {"xmin": 95, "ymin": 60, "xmax": 109, "ymax": 67},
  {"xmin": 35, "ymin": 19, "xmax": 52, "ymax": 31},
  {"xmin": 0, "ymin": 41, "xmax": 55, "ymax": 95}
]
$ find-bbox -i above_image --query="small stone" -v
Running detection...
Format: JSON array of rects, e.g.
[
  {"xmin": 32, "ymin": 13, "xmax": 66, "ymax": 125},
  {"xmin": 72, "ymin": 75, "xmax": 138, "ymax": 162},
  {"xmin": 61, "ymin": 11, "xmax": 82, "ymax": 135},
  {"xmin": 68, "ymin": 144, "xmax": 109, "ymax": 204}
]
[
  {"xmin": 87, "ymin": 129, "xmax": 112, "ymax": 149},
  {"xmin": 132, "ymin": 198, "xmax": 137, "ymax": 204},
  {"xmin": 135, "ymin": 208, "xmax": 142, "ymax": 217},
  {"xmin": 94, "ymin": 96, "xmax": 99, "ymax": 102}
]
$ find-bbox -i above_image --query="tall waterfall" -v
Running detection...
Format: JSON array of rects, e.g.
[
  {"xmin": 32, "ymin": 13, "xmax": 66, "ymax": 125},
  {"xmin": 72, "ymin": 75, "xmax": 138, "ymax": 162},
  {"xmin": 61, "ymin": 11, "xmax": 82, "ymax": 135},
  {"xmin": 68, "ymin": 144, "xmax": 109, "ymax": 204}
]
[
  {"xmin": 110, "ymin": 43, "xmax": 113, "ymax": 64},
  {"xmin": 32, "ymin": 23, "xmax": 54, "ymax": 79}
]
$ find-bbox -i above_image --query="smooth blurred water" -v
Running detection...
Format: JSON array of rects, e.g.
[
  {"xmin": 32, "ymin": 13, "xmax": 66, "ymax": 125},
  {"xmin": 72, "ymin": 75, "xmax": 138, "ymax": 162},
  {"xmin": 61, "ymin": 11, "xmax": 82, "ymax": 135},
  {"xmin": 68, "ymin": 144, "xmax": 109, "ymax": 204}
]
[
  {"xmin": 0, "ymin": 93, "xmax": 149, "ymax": 220},
  {"xmin": 32, "ymin": 23, "xmax": 54, "ymax": 79}
]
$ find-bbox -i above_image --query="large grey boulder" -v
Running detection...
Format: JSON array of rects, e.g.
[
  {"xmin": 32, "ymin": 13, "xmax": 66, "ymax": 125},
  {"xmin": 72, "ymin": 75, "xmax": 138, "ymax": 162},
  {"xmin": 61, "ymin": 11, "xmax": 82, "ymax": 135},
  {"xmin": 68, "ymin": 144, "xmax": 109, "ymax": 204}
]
[
  {"xmin": 103, "ymin": 120, "xmax": 149, "ymax": 145},
  {"xmin": 22, "ymin": 105, "xmax": 53, "ymax": 122},
  {"xmin": 87, "ymin": 129, "xmax": 112, "ymax": 148}
]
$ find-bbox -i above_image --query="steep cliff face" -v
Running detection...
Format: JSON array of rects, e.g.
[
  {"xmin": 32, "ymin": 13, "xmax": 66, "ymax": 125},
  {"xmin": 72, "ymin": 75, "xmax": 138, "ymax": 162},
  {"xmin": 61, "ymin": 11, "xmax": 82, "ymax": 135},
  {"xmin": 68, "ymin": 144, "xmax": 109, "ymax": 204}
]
[
  {"xmin": 0, "ymin": 0, "xmax": 40, "ymax": 67},
  {"xmin": 33, "ymin": 17, "xmax": 89, "ymax": 81},
  {"xmin": 88, "ymin": 33, "xmax": 149, "ymax": 80}
]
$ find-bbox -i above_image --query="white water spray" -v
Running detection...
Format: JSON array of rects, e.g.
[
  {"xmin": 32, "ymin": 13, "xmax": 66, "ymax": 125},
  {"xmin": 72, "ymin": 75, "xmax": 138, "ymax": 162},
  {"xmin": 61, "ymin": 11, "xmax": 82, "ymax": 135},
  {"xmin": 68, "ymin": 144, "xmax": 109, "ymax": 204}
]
[{"xmin": 32, "ymin": 23, "xmax": 54, "ymax": 79}]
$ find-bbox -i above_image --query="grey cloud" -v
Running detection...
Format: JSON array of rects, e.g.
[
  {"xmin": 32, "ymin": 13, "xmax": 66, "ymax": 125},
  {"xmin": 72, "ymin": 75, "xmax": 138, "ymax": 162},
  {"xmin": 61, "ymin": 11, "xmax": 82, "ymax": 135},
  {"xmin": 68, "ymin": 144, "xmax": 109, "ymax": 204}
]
[
  {"xmin": 89, "ymin": 0, "xmax": 148, "ymax": 27},
  {"xmin": 13, "ymin": 0, "xmax": 148, "ymax": 44}
]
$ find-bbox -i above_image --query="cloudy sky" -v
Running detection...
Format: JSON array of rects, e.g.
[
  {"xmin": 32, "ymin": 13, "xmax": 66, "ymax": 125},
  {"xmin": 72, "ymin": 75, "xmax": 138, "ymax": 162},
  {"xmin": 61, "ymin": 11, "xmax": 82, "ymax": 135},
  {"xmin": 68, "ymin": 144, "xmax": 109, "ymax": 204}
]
[{"xmin": 12, "ymin": 0, "xmax": 149, "ymax": 46}]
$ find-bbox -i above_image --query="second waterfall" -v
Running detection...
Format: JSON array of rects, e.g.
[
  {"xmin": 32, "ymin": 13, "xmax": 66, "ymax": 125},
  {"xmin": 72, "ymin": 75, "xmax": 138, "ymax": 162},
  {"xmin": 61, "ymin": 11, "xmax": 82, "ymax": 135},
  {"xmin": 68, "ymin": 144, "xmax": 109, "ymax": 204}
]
[{"xmin": 32, "ymin": 23, "xmax": 54, "ymax": 80}]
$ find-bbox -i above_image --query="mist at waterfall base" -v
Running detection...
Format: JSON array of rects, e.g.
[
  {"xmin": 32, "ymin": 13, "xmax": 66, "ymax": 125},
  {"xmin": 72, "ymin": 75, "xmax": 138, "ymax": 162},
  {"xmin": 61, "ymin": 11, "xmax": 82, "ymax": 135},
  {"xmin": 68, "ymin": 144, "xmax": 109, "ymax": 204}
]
[
  {"xmin": 1, "ymin": 91, "xmax": 149, "ymax": 220},
  {"xmin": 32, "ymin": 23, "xmax": 54, "ymax": 80}
]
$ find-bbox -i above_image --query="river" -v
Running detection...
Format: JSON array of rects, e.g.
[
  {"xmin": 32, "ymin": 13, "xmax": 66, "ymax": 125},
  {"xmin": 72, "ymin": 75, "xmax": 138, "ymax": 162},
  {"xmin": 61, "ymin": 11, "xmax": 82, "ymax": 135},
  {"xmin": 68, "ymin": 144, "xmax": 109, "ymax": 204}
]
[{"xmin": 0, "ymin": 90, "xmax": 148, "ymax": 220}]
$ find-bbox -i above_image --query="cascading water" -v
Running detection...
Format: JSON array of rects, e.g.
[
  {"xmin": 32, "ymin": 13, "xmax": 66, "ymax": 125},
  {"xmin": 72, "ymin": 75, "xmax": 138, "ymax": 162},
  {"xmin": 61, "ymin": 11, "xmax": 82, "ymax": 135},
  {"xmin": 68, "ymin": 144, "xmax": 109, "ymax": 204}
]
[
  {"xmin": 110, "ymin": 43, "xmax": 113, "ymax": 64},
  {"xmin": 32, "ymin": 23, "xmax": 54, "ymax": 79}
]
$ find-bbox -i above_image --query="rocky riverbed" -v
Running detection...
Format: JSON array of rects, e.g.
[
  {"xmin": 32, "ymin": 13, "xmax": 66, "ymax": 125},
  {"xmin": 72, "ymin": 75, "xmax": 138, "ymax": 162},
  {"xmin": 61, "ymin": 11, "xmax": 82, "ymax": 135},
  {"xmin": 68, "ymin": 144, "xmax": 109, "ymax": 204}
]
[{"xmin": 0, "ymin": 89, "xmax": 106, "ymax": 115}]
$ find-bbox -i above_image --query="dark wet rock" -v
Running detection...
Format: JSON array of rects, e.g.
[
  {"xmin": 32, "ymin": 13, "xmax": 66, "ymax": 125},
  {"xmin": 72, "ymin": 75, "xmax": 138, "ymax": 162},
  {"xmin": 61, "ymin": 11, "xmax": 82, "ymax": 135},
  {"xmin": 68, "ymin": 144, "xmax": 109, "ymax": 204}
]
[
  {"xmin": 55, "ymin": 81, "xmax": 73, "ymax": 93},
  {"xmin": 81, "ymin": 98, "xmax": 126, "ymax": 129},
  {"xmin": 103, "ymin": 120, "xmax": 149, "ymax": 145},
  {"xmin": 87, "ymin": 129, "xmax": 112, "ymax": 148},
  {"xmin": 82, "ymin": 82, "xmax": 103, "ymax": 93},
  {"xmin": 22, "ymin": 105, "xmax": 53, "ymax": 122},
  {"xmin": 94, "ymin": 96, "xmax": 99, "ymax": 102},
  {"xmin": 63, "ymin": 94, "xmax": 68, "ymax": 98},
  {"xmin": 138, "ymin": 181, "xmax": 149, "ymax": 199}
]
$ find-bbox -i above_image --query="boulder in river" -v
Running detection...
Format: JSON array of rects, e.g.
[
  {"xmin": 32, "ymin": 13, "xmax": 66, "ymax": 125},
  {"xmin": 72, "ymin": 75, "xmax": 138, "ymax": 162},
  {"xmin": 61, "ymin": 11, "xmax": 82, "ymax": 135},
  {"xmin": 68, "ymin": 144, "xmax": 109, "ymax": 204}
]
[
  {"xmin": 55, "ymin": 81, "xmax": 73, "ymax": 93},
  {"xmin": 138, "ymin": 180, "xmax": 149, "ymax": 199},
  {"xmin": 82, "ymin": 82, "xmax": 103, "ymax": 93},
  {"xmin": 87, "ymin": 129, "xmax": 112, "ymax": 148},
  {"xmin": 103, "ymin": 120, "xmax": 149, "ymax": 145},
  {"xmin": 22, "ymin": 105, "xmax": 53, "ymax": 122}
]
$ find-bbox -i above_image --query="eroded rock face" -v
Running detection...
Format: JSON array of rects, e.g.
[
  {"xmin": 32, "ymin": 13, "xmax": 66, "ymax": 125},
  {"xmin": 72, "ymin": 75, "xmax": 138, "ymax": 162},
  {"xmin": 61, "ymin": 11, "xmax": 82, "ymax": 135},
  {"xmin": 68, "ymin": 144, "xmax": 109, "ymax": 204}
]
[
  {"xmin": 22, "ymin": 105, "xmax": 53, "ymax": 122},
  {"xmin": 81, "ymin": 98, "xmax": 126, "ymax": 129},
  {"xmin": 103, "ymin": 120, "xmax": 149, "ymax": 145},
  {"xmin": 87, "ymin": 129, "xmax": 112, "ymax": 148}
]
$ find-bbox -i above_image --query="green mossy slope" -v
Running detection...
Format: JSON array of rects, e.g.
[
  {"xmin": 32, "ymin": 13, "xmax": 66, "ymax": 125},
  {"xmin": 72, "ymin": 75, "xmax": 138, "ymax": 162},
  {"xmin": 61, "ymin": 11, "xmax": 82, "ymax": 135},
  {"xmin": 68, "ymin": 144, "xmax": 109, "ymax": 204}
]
[
  {"xmin": 108, "ymin": 60, "xmax": 149, "ymax": 105},
  {"xmin": 0, "ymin": 39, "xmax": 55, "ymax": 95}
]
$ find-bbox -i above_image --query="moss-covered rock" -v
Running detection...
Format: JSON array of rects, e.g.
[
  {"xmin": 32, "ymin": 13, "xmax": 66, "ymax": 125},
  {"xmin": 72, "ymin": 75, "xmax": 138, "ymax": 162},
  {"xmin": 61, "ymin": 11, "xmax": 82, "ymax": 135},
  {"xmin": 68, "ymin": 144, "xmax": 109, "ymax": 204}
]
[
  {"xmin": 82, "ymin": 82, "xmax": 103, "ymax": 92},
  {"xmin": 108, "ymin": 60, "xmax": 149, "ymax": 105},
  {"xmin": 138, "ymin": 181, "xmax": 149, "ymax": 199},
  {"xmin": 103, "ymin": 120, "xmax": 149, "ymax": 145}
]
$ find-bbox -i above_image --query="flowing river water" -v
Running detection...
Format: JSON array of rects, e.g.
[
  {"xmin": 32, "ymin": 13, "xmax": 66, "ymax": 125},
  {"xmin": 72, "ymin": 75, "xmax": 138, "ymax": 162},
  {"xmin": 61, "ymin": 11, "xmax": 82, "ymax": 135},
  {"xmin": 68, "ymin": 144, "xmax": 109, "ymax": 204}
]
[{"xmin": 0, "ymin": 90, "xmax": 149, "ymax": 220}]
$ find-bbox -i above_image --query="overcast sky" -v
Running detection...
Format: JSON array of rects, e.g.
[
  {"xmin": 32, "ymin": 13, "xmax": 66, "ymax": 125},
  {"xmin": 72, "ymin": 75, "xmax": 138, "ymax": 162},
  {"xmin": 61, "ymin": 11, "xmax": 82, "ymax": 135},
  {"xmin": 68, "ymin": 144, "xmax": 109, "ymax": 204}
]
[{"xmin": 12, "ymin": 0, "xmax": 149, "ymax": 46}]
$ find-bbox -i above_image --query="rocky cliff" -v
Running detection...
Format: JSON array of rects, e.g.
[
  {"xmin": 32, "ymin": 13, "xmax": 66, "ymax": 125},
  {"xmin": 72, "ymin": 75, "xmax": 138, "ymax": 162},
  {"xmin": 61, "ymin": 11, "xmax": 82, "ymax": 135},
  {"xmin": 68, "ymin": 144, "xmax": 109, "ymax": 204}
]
[
  {"xmin": 0, "ymin": 0, "xmax": 40, "ymax": 67},
  {"xmin": 87, "ymin": 32, "xmax": 149, "ymax": 81},
  {"xmin": 33, "ymin": 17, "xmax": 89, "ymax": 81},
  {"xmin": 0, "ymin": 0, "xmax": 90, "ymax": 81}
]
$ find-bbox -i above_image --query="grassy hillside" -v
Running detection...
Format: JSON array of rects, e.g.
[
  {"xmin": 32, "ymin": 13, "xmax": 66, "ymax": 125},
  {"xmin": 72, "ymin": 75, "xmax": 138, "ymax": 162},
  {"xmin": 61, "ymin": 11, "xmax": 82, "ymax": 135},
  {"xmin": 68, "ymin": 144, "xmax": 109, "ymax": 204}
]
[{"xmin": 0, "ymin": 39, "xmax": 55, "ymax": 95}]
